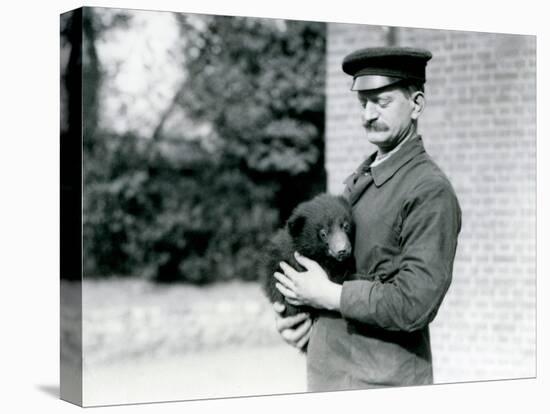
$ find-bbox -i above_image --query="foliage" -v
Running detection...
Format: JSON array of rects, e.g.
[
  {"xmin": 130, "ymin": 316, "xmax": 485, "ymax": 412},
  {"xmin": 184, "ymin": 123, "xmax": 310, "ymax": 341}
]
[
  {"xmin": 177, "ymin": 16, "xmax": 327, "ymax": 218},
  {"xmin": 84, "ymin": 135, "xmax": 278, "ymax": 283},
  {"xmin": 82, "ymin": 13, "xmax": 327, "ymax": 283}
]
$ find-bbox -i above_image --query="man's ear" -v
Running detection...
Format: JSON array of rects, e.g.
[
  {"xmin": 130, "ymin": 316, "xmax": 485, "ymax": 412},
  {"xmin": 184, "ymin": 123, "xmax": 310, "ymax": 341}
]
[
  {"xmin": 410, "ymin": 91, "xmax": 425, "ymax": 120},
  {"xmin": 287, "ymin": 214, "xmax": 306, "ymax": 239}
]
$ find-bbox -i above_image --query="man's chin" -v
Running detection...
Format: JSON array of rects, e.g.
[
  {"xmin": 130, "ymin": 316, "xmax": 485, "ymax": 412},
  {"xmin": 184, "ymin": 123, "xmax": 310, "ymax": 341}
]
[{"xmin": 366, "ymin": 133, "xmax": 390, "ymax": 146}]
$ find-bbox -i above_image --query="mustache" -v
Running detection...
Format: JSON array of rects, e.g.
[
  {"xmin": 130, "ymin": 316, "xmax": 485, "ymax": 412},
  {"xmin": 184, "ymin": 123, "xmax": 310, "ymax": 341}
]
[{"xmin": 363, "ymin": 121, "xmax": 389, "ymax": 132}]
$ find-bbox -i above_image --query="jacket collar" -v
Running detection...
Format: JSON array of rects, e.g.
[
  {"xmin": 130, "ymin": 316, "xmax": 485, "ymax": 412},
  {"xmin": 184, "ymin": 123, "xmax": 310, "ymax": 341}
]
[
  {"xmin": 343, "ymin": 135, "xmax": 425, "ymax": 189},
  {"xmin": 370, "ymin": 135, "xmax": 425, "ymax": 186}
]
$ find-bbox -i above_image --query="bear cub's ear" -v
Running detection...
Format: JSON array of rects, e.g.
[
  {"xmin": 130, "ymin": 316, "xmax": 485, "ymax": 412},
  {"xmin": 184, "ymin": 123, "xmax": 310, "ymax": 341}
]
[{"xmin": 287, "ymin": 214, "xmax": 306, "ymax": 239}]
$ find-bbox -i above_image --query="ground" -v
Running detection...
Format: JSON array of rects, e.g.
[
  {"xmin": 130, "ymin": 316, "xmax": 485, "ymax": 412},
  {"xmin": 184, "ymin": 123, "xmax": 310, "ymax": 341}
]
[
  {"xmin": 62, "ymin": 278, "xmax": 306, "ymax": 406},
  {"xmin": 62, "ymin": 277, "xmax": 532, "ymax": 406}
]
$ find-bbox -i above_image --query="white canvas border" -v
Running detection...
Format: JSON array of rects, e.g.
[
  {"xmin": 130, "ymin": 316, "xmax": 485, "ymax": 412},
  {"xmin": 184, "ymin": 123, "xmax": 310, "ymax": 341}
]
[{"xmin": 1, "ymin": 0, "xmax": 546, "ymax": 413}]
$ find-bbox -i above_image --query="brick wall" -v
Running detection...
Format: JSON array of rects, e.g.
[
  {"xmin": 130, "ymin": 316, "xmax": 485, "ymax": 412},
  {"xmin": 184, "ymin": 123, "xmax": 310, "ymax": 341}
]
[{"xmin": 326, "ymin": 23, "xmax": 536, "ymax": 383}]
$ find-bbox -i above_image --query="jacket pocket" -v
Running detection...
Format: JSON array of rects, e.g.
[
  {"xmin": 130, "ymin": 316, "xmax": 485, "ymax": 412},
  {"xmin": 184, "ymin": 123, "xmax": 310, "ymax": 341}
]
[{"xmin": 350, "ymin": 330, "xmax": 416, "ymax": 387}]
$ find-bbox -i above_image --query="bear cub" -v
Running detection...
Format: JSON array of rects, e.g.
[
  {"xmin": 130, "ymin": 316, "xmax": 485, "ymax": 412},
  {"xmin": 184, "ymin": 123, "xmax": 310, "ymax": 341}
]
[{"xmin": 262, "ymin": 194, "xmax": 356, "ymax": 318}]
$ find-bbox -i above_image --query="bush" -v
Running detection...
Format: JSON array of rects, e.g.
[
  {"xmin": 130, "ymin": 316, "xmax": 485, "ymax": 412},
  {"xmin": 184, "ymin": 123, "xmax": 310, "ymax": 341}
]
[{"xmin": 83, "ymin": 134, "xmax": 278, "ymax": 283}]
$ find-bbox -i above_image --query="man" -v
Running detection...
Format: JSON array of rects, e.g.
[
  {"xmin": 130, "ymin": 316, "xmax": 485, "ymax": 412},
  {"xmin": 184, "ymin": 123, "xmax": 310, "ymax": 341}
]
[{"xmin": 273, "ymin": 47, "xmax": 462, "ymax": 390}]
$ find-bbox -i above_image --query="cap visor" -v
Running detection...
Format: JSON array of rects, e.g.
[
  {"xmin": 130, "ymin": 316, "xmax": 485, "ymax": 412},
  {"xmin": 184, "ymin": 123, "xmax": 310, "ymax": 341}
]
[{"xmin": 351, "ymin": 75, "xmax": 403, "ymax": 91}]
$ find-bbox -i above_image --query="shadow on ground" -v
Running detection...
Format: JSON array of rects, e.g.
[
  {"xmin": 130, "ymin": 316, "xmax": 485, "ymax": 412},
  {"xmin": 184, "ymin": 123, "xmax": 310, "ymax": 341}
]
[{"xmin": 37, "ymin": 384, "xmax": 59, "ymax": 399}]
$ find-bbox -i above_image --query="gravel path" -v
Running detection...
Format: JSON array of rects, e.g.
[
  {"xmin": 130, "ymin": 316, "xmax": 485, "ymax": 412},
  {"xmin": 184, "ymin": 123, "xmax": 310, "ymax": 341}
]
[{"xmin": 83, "ymin": 344, "xmax": 306, "ymax": 406}]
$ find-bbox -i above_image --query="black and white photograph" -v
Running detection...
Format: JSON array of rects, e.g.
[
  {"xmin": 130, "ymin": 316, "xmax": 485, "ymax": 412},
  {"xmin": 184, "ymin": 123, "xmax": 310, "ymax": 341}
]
[
  {"xmin": 2, "ymin": 0, "xmax": 548, "ymax": 413},
  {"xmin": 59, "ymin": 4, "xmax": 537, "ymax": 407}
]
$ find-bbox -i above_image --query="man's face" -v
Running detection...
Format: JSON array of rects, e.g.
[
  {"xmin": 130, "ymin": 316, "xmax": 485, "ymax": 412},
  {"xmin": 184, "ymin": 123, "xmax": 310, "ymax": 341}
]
[{"xmin": 358, "ymin": 85, "xmax": 418, "ymax": 152}]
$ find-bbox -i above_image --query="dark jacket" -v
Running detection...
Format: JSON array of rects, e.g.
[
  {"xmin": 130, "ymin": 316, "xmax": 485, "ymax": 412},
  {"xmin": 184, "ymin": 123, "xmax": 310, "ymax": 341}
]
[{"xmin": 307, "ymin": 135, "xmax": 461, "ymax": 391}]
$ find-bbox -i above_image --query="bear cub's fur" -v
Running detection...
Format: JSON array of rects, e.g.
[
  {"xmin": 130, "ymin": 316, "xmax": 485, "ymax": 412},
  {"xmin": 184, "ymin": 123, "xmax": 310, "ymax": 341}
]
[{"xmin": 262, "ymin": 194, "xmax": 356, "ymax": 318}]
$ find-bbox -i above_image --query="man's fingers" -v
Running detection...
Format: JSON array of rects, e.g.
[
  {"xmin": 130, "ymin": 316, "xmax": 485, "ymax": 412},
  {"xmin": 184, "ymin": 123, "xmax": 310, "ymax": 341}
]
[
  {"xmin": 296, "ymin": 327, "xmax": 312, "ymax": 350},
  {"xmin": 273, "ymin": 302, "xmax": 285, "ymax": 314},
  {"xmin": 281, "ymin": 317, "xmax": 312, "ymax": 345},
  {"xmin": 294, "ymin": 251, "xmax": 317, "ymax": 270},
  {"xmin": 275, "ymin": 311, "xmax": 310, "ymax": 330},
  {"xmin": 273, "ymin": 271, "xmax": 295, "ymax": 290},
  {"xmin": 294, "ymin": 317, "xmax": 312, "ymax": 339},
  {"xmin": 275, "ymin": 282, "xmax": 298, "ymax": 300},
  {"xmin": 279, "ymin": 261, "xmax": 299, "ymax": 278},
  {"xmin": 286, "ymin": 297, "xmax": 303, "ymax": 306}
]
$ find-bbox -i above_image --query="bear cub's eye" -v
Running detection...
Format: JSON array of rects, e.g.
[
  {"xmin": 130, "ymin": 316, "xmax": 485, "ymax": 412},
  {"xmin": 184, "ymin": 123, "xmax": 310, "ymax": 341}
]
[
  {"xmin": 342, "ymin": 221, "xmax": 351, "ymax": 232},
  {"xmin": 319, "ymin": 228, "xmax": 328, "ymax": 241}
]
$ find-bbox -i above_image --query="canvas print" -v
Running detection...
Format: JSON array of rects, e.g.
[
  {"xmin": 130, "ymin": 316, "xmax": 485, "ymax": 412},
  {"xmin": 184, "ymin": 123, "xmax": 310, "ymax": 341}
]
[{"xmin": 60, "ymin": 6, "xmax": 536, "ymax": 407}]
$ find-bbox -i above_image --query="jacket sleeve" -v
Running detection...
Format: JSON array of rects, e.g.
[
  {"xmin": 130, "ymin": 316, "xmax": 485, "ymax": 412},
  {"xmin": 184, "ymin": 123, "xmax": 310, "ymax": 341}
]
[{"xmin": 340, "ymin": 177, "xmax": 462, "ymax": 332}]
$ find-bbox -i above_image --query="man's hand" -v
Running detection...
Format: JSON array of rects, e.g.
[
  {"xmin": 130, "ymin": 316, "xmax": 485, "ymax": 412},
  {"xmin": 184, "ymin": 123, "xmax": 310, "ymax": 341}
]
[
  {"xmin": 273, "ymin": 302, "xmax": 312, "ymax": 350},
  {"xmin": 274, "ymin": 252, "xmax": 342, "ymax": 312}
]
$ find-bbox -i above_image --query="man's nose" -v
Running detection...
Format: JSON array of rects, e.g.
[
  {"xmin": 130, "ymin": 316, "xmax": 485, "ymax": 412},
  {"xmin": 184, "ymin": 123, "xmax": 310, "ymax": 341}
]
[{"xmin": 362, "ymin": 101, "xmax": 378, "ymax": 123}]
